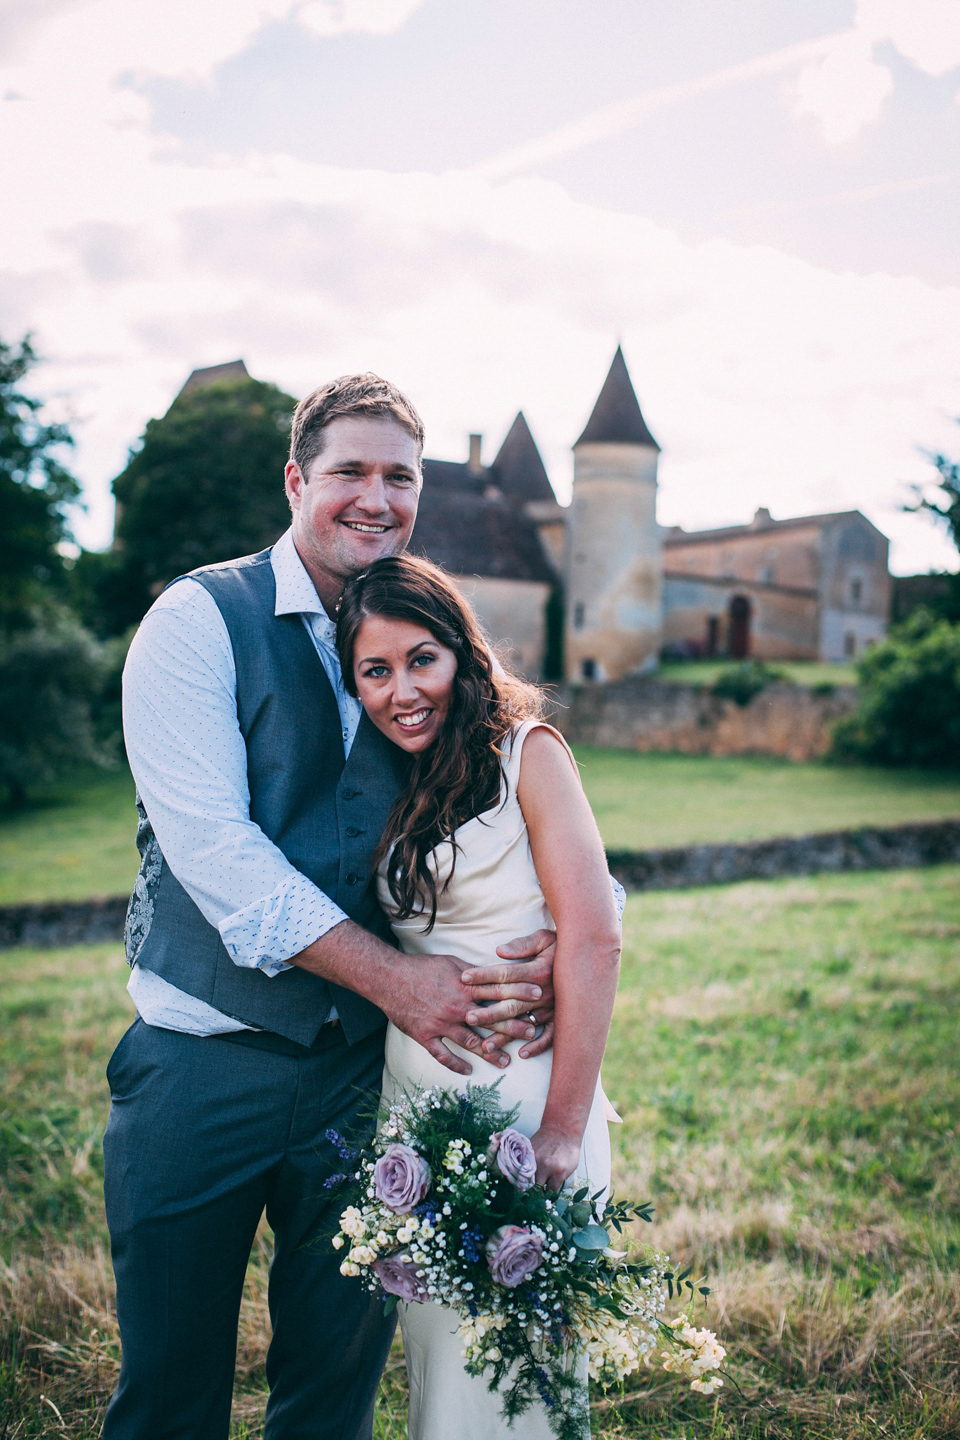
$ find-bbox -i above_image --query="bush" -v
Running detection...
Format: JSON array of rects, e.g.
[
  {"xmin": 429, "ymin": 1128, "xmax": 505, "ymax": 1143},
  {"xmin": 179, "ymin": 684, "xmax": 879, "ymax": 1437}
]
[
  {"xmin": 831, "ymin": 611, "xmax": 960, "ymax": 768},
  {"xmin": 0, "ymin": 620, "xmax": 110, "ymax": 805},
  {"xmin": 711, "ymin": 660, "xmax": 786, "ymax": 707}
]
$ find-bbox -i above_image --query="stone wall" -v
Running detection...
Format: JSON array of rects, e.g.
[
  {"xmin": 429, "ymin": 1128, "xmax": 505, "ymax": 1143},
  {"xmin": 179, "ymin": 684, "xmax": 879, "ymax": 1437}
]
[
  {"xmin": 607, "ymin": 819, "xmax": 960, "ymax": 892},
  {"xmin": 550, "ymin": 678, "xmax": 858, "ymax": 762},
  {"xmin": 3, "ymin": 819, "xmax": 957, "ymax": 948},
  {"xmin": 0, "ymin": 895, "xmax": 128, "ymax": 948}
]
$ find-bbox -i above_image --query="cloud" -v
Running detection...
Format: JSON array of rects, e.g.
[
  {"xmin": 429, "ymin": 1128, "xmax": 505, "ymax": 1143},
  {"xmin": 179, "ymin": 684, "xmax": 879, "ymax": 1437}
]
[
  {"xmin": 793, "ymin": 0, "xmax": 960, "ymax": 147},
  {"xmin": 857, "ymin": 0, "xmax": 960, "ymax": 77},
  {"xmin": 297, "ymin": 0, "xmax": 428, "ymax": 39},
  {"xmin": 791, "ymin": 31, "xmax": 893, "ymax": 146},
  {"xmin": 471, "ymin": 32, "xmax": 844, "ymax": 183},
  {"xmin": 0, "ymin": 0, "xmax": 957, "ymax": 578}
]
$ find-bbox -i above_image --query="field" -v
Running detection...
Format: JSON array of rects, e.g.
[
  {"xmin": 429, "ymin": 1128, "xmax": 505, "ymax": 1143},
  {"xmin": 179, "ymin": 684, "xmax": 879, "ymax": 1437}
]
[
  {"xmin": 575, "ymin": 751, "xmax": 960, "ymax": 851},
  {"xmin": 2, "ymin": 865, "xmax": 958, "ymax": 1438},
  {"xmin": 656, "ymin": 661, "xmax": 857, "ymax": 688},
  {"xmin": 4, "ymin": 756, "xmax": 960, "ymax": 904}
]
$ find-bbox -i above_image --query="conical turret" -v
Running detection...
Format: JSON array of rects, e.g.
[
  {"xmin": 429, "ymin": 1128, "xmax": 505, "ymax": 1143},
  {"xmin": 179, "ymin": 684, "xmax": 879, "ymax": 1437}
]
[
  {"xmin": 493, "ymin": 412, "xmax": 555, "ymax": 504},
  {"xmin": 574, "ymin": 346, "xmax": 659, "ymax": 450},
  {"xmin": 565, "ymin": 348, "xmax": 662, "ymax": 682}
]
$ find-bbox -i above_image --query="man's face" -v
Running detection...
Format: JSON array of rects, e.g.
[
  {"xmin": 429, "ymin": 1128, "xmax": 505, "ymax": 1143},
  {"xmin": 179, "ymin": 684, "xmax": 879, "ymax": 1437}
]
[{"xmin": 285, "ymin": 415, "xmax": 421, "ymax": 605}]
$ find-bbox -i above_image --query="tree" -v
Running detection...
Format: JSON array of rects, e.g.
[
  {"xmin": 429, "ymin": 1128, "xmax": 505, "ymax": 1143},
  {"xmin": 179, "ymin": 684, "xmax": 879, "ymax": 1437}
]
[
  {"xmin": 830, "ymin": 610, "xmax": 960, "ymax": 769},
  {"xmin": 901, "ymin": 426, "xmax": 960, "ymax": 623},
  {"xmin": 76, "ymin": 376, "xmax": 296, "ymax": 635},
  {"xmin": 0, "ymin": 619, "xmax": 108, "ymax": 805},
  {"xmin": 910, "ymin": 428, "xmax": 960, "ymax": 552},
  {"xmin": 0, "ymin": 333, "xmax": 79, "ymax": 633}
]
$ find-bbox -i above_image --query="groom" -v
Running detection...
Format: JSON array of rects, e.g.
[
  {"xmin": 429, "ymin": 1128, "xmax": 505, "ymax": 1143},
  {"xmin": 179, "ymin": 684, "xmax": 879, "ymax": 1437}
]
[{"xmin": 103, "ymin": 373, "xmax": 558, "ymax": 1440}]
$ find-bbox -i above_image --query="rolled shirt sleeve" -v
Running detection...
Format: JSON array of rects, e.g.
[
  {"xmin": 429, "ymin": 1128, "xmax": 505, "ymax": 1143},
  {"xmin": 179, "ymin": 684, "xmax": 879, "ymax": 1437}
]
[{"xmin": 122, "ymin": 579, "xmax": 349, "ymax": 971}]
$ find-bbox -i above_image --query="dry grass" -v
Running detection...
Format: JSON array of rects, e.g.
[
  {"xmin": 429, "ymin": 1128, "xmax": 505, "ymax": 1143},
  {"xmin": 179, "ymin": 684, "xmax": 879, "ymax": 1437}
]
[{"xmin": 1, "ymin": 864, "xmax": 958, "ymax": 1437}]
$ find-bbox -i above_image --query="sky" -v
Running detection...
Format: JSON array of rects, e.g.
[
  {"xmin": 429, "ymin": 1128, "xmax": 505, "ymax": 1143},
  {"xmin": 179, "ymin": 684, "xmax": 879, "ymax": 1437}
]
[{"xmin": 1, "ymin": 0, "xmax": 959, "ymax": 573}]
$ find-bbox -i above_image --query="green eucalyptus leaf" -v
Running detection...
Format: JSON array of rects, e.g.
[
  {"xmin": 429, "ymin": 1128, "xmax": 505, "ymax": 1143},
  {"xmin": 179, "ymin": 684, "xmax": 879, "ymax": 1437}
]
[{"xmin": 572, "ymin": 1224, "xmax": 609, "ymax": 1251}]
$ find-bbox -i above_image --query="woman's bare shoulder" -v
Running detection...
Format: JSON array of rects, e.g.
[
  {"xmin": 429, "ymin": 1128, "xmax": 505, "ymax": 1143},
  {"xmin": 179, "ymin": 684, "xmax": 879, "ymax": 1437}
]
[{"xmin": 516, "ymin": 723, "xmax": 581, "ymax": 789}]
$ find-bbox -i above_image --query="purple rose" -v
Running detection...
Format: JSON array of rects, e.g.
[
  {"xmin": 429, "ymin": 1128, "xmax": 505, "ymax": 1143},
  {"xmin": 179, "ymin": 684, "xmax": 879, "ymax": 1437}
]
[
  {"xmin": 373, "ymin": 1144, "xmax": 431, "ymax": 1213},
  {"xmin": 489, "ymin": 1128, "xmax": 537, "ymax": 1192},
  {"xmin": 486, "ymin": 1225, "xmax": 544, "ymax": 1288},
  {"xmin": 373, "ymin": 1254, "xmax": 429, "ymax": 1304}
]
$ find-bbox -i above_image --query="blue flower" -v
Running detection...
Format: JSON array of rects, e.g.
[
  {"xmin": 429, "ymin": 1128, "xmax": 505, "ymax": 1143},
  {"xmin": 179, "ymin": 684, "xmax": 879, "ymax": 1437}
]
[{"xmin": 325, "ymin": 1128, "xmax": 358, "ymax": 1162}]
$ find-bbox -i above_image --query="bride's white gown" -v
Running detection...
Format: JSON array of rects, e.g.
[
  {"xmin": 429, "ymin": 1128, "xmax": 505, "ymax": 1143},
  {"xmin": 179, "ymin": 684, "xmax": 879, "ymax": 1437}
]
[{"xmin": 378, "ymin": 720, "xmax": 612, "ymax": 1440}]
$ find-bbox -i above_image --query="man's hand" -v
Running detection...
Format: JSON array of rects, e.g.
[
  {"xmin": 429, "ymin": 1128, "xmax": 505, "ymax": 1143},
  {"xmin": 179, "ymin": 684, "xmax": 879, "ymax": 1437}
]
[
  {"xmin": 460, "ymin": 928, "xmax": 557, "ymax": 1061},
  {"xmin": 381, "ymin": 951, "xmax": 546, "ymax": 1078}
]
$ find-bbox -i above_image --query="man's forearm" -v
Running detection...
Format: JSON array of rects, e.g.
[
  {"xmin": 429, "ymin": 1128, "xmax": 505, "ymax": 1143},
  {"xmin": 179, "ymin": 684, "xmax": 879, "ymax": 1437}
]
[{"xmin": 290, "ymin": 918, "xmax": 405, "ymax": 1011}]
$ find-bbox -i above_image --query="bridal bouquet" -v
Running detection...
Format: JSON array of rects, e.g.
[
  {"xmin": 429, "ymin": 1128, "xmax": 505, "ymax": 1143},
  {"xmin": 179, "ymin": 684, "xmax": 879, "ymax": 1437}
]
[{"xmin": 331, "ymin": 1084, "xmax": 723, "ymax": 1440}]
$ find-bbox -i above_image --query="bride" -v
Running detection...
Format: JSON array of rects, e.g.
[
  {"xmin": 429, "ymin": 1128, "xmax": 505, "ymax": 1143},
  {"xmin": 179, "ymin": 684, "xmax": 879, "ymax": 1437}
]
[{"xmin": 336, "ymin": 554, "xmax": 622, "ymax": 1440}]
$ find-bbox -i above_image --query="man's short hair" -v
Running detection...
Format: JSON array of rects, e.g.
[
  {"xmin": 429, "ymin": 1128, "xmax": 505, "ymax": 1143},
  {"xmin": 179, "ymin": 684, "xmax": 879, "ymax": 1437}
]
[{"xmin": 289, "ymin": 373, "xmax": 425, "ymax": 477}]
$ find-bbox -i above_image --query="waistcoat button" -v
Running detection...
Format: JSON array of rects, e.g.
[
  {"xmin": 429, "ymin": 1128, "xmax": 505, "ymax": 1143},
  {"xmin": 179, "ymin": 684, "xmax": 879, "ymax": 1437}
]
[
  {"xmin": 342, "ymin": 787, "xmax": 362, "ymax": 800},
  {"xmin": 345, "ymin": 826, "xmax": 365, "ymax": 838},
  {"xmin": 345, "ymin": 872, "xmax": 360, "ymax": 885}
]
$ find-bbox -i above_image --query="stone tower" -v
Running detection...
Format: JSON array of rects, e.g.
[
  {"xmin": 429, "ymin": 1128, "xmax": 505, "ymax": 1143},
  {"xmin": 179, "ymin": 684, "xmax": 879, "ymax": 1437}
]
[{"xmin": 565, "ymin": 347, "xmax": 662, "ymax": 681}]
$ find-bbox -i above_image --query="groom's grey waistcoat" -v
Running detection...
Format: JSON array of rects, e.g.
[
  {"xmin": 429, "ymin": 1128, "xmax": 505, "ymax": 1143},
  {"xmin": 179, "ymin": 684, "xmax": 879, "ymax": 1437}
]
[{"xmin": 125, "ymin": 547, "xmax": 410, "ymax": 1047}]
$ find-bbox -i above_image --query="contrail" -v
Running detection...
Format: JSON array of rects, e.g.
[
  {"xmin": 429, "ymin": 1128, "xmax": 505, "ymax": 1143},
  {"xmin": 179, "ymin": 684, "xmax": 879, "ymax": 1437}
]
[{"xmin": 470, "ymin": 30, "xmax": 849, "ymax": 183}]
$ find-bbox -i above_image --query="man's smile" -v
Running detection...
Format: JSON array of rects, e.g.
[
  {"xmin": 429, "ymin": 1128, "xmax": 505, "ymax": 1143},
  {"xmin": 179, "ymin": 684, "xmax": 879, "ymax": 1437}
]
[{"xmin": 341, "ymin": 520, "xmax": 391, "ymax": 534}]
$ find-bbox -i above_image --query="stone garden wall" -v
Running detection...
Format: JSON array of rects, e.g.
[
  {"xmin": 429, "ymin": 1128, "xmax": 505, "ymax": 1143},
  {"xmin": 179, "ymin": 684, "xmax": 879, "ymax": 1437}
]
[
  {"xmin": 549, "ymin": 678, "xmax": 857, "ymax": 762},
  {"xmin": 4, "ymin": 820, "xmax": 959, "ymax": 947}
]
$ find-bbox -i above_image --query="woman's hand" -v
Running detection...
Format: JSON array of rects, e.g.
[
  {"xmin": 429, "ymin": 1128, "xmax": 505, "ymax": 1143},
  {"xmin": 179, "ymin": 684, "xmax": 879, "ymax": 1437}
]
[{"xmin": 530, "ymin": 1125, "xmax": 582, "ymax": 1193}]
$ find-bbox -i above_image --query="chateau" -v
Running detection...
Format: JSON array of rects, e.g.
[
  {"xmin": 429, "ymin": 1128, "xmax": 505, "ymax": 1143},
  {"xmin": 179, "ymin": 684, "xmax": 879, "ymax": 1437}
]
[
  {"xmin": 411, "ymin": 348, "xmax": 891, "ymax": 679},
  {"xmin": 177, "ymin": 352, "xmax": 891, "ymax": 680}
]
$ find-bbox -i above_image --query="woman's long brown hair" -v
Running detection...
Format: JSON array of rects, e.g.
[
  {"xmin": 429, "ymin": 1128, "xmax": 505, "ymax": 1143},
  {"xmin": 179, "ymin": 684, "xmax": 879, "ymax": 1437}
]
[{"xmin": 336, "ymin": 554, "xmax": 543, "ymax": 929}]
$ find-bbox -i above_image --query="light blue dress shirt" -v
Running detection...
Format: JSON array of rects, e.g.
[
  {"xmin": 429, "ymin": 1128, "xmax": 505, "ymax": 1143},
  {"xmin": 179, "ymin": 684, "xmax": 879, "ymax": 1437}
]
[{"xmin": 123, "ymin": 529, "xmax": 359, "ymax": 1034}]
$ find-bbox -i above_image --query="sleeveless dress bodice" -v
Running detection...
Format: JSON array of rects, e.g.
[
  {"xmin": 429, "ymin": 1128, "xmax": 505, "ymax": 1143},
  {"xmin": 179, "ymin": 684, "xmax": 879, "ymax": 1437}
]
[
  {"xmin": 378, "ymin": 719, "xmax": 556, "ymax": 977},
  {"xmin": 376, "ymin": 720, "xmax": 611, "ymax": 1440}
]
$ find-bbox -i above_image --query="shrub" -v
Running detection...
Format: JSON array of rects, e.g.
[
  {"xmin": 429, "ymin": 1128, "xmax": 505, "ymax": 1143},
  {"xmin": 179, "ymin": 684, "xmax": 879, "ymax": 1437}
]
[
  {"xmin": 711, "ymin": 660, "xmax": 786, "ymax": 707},
  {"xmin": 0, "ymin": 620, "xmax": 109, "ymax": 805},
  {"xmin": 831, "ymin": 610, "xmax": 960, "ymax": 768}
]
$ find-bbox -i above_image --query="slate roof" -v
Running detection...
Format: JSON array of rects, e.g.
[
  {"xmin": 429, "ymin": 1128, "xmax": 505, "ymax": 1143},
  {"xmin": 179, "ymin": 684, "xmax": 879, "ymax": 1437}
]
[
  {"xmin": 663, "ymin": 509, "xmax": 882, "ymax": 546},
  {"xmin": 412, "ymin": 451, "xmax": 557, "ymax": 584},
  {"xmin": 575, "ymin": 346, "xmax": 660, "ymax": 450},
  {"xmin": 411, "ymin": 489, "xmax": 557, "ymax": 583},
  {"xmin": 492, "ymin": 412, "xmax": 556, "ymax": 503},
  {"xmin": 177, "ymin": 359, "xmax": 250, "ymax": 397}
]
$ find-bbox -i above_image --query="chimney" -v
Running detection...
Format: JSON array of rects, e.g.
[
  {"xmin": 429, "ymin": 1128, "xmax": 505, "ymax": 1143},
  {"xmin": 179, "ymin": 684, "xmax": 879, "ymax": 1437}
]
[
  {"xmin": 467, "ymin": 433, "xmax": 483, "ymax": 473},
  {"xmin": 750, "ymin": 507, "xmax": 773, "ymax": 529}
]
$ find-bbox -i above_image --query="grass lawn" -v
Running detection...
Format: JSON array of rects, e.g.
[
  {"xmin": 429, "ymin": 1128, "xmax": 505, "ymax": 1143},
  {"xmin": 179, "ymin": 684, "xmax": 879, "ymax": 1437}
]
[
  {"xmin": 1, "ymin": 864, "xmax": 957, "ymax": 1437},
  {"xmin": 0, "ymin": 766, "xmax": 138, "ymax": 905},
  {"xmin": 656, "ymin": 661, "xmax": 858, "ymax": 688},
  {"xmin": 575, "ymin": 750, "xmax": 960, "ymax": 851},
  {"xmin": 4, "ymin": 757, "xmax": 960, "ymax": 905}
]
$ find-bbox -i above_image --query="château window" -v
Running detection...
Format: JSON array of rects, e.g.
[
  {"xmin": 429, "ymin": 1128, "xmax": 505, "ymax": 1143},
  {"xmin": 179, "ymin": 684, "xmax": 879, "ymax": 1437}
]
[
  {"xmin": 573, "ymin": 602, "xmax": 585, "ymax": 629},
  {"xmin": 844, "ymin": 632, "xmax": 856, "ymax": 658},
  {"xmin": 850, "ymin": 578, "xmax": 863, "ymax": 606},
  {"xmin": 581, "ymin": 658, "xmax": 596, "ymax": 680}
]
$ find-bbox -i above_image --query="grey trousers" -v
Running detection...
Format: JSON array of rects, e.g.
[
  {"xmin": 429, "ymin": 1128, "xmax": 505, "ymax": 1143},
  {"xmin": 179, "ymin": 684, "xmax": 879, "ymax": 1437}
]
[{"xmin": 102, "ymin": 1018, "xmax": 395, "ymax": 1440}]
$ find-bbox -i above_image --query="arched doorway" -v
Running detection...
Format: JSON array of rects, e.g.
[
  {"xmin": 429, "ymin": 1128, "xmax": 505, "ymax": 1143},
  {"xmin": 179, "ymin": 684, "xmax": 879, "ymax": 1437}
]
[{"xmin": 728, "ymin": 595, "xmax": 751, "ymax": 659}]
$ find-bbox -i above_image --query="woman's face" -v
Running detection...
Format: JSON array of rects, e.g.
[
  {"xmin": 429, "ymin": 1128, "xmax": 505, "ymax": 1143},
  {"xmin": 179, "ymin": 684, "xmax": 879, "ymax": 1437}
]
[{"xmin": 352, "ymin": 614, "xmax": 458, "ymax": 753}]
